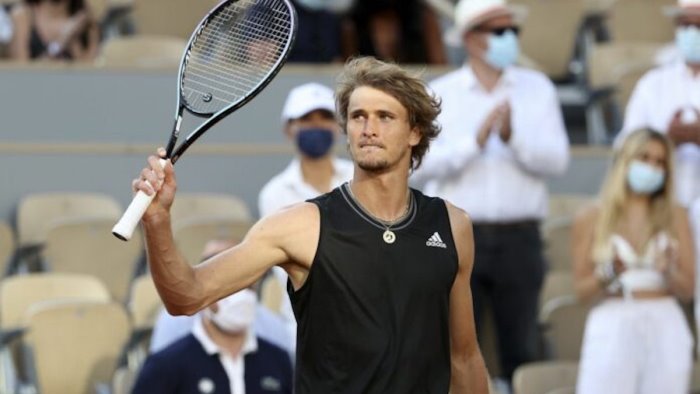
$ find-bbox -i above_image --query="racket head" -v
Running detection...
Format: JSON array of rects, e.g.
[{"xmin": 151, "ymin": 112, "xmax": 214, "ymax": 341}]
[{"xmin": 178, "ymin": 0, "xmax": 297, "ymax": 118}]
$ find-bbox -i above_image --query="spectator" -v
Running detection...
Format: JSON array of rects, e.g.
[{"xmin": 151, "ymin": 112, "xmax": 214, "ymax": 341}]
[
  {"xmin": 132, "ymin": 288, "xmax": 294, "ymax": 394},
  {"xmin": 617, "ymin": 0, "xmax": 700, "ymax": 208},
  {"xmin": 413, "ymin": 0, "xmax": 569, "ymax": 386},
  {"xmin": 258, "ymin": 82, "xmax": 353, "ymax": 218},
  {"xmin": 9, "ymin": 0, "xmax": 98, "ymax": 61},
  {"xmin": 149, "ymin": 239, "xmax": 295, "ymax": 357},
  {"xmin": 573, "ymin": 129, "xmax": 694, "ymax": 394},
  {"xmin": 348, "ymin": 0, "xmax": 447, "ymax": 64}
]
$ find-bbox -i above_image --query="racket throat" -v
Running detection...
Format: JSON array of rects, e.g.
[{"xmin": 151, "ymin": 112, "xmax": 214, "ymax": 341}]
[{"xmin": 165, "ymin": 115, "xmax": 183, "ymax": 160}]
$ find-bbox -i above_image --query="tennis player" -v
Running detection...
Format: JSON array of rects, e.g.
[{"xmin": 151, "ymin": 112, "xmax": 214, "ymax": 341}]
[{"xmin": 133, "ymin": 57, "xmax": 488, "ymax": 393}]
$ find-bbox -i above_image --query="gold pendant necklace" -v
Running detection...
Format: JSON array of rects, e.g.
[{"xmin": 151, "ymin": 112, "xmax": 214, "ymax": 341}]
[{"xmin": 347, "ymin": 182, "xmax": 413, "ymax": 244}]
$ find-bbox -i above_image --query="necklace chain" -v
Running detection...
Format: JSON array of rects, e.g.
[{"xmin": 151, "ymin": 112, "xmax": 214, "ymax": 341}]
[{"xmin": 346, "ymin": 182, "xmax": 414, "ymax": 230}]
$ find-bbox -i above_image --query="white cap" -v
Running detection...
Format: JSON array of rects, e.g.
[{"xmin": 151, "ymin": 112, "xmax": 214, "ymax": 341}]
[
  {"xmin": 281, "ymin": 82, "xmax": 336, "ymax": 123},
  {"xmin": 446, "ymin": 0, "xmax": 527, "ymax": 46},
  {"xmin": 664, "ymin": 0, "xmax": 700, "ymax": 17}
]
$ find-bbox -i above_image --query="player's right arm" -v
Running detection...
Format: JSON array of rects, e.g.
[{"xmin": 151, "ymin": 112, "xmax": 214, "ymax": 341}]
[{"xmin": 135, "ymin": 149, "xmax": 318, "ymax": 316}]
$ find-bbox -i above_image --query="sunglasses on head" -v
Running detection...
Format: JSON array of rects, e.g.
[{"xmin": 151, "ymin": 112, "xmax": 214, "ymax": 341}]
[{"xmin": 473, "ymin": 26, "xmax": 520, "ymax": 36}]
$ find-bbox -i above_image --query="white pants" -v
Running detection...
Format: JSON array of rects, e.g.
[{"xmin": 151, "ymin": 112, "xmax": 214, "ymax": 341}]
[{"xmin": 577, "ymin": 297, "xmax": 693, "ymax": 394}]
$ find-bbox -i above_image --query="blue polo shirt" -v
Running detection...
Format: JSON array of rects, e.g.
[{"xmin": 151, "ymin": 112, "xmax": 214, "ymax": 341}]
[{"xmin": 132, "ymin": 333, "xmax": 293, "ymax": 394}]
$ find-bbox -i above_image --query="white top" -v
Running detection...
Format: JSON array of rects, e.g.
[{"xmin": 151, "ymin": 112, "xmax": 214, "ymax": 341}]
[
  {"xmin": 618, "ymin": 61, "xmax": 700, "ymax": 207},
  {"xmin": 192, "ymin": 316, "xmax": 258, "ymax": 394},
  {"xmin": 258, "ymin": 157, "xmax": 354, "ymax": 218},
  {"xmin": 413, "ymin": 65, "xmax": 570, "ymax": 222},
  {"xmin": 610, "ymin": 233, "xmax": 670, "ymax": 293}
]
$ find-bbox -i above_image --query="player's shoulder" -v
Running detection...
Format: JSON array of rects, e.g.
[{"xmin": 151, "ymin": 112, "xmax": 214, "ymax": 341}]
[{"xmin": 443, "ymin": 200, "xmax": 473, "ymax": 231}]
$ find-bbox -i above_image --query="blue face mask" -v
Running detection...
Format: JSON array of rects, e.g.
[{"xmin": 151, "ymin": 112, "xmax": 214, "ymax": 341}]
[
  {"xmin": 676, "ymin": 25, "xmax": 700, "ymax": 64},
  {"xmin": 296, "ymin": 128, "xmax": 334, "ymax": 159},
  {"xmin": 627, "ymin": 160, "xmax": 665, "ymax": 195},
  {"xmin": 484, "ymin": 30, "xmax": 520, "ymax": 70}
]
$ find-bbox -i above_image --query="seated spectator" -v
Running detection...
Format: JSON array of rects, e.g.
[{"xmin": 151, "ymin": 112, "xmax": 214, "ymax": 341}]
[
  {"xmin": 573, "ymin": 129, "xmax": 695, "ymax": 394},
  {"xmin": 149, "ymin": 239, "xmax": 295, "ymax": 357},
  {"xmin": 9, "ymin": 0, "xmax": 98, "ymax": 61},
  {"xmin": 348, "ymin": 0, "xmax": 447, "ymax": 64},
  {"xmin": 133, "ymin": 287, "xmax": 294, "ymax": 394}
]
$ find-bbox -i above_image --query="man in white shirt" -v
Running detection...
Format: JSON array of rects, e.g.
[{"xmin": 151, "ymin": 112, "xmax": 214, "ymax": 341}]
[
  {"xmin": 258, "ymin": 82, "xmax": 354, "ymax": 217},
  {"xmin": 617, "ymin": 0, "xmax": 700, "ymax": 208},
  {"xmin": 413, "ymin": 0, "xmax": 570, "ymax": 384}
]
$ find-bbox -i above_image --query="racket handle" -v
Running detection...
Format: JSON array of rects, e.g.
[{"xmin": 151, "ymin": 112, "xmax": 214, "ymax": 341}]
[{"xmin": 112, "ymin": 158, "xmax": 167, "ymax": 241}]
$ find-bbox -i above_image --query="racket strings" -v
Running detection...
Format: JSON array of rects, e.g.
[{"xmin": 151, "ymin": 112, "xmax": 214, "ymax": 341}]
[{"xmin": 181, "ymin": 0, "xmax": 293, "ymax": 114}]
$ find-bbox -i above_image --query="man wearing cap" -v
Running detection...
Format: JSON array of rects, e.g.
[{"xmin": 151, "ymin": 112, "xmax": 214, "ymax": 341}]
[
  {"xmin": 258, "ymin": 82, "xmax": 353, "ymax": 218},
  {"xmin": 257, "ymin": 82, "xmax": 353, "ymax": 354},
  {"xmin": 413, "ymin": 0, "xmax": 570, "ymax": 385},
  {"xmin": 617, "ymin": 0, "xmax": 700, "ymax": 208}
]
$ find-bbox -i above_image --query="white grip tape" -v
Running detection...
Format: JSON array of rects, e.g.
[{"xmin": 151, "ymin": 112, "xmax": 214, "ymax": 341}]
[{"xmin": 112, "ymin": 158, "xmax": 167, "ymax": 241}]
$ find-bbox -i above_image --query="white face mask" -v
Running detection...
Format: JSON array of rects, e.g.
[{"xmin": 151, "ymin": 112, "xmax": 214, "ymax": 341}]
[
  {"xmin": 675, "ymin": 25, "xmax": 700, "ymax": 64},
  {"xmin": 204, "ymin": 289, "xmax": 257, "ymax": 333}
]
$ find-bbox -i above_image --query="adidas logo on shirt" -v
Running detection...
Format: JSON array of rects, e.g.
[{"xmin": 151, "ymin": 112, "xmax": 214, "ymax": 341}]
[{"xmin": 426, "ymin": 232, "xmax": 447, "ymax": 248}]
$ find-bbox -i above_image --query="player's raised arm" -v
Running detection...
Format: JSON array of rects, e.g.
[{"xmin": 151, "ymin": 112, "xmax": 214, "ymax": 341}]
[{"xmin": 133, "ymin": 149, "xmax": 319, "ymax": 316}]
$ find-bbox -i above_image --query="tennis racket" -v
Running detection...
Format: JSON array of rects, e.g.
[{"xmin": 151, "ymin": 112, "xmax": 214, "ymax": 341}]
[{"xmin": 112, "ymin": 0, "xmax": 297, "ymax": 241}]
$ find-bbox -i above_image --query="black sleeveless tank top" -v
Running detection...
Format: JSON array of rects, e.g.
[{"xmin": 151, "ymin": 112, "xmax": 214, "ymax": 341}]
[{"xmin": 289, "ymin": 183, "xmax": 458, "ymax": 393}]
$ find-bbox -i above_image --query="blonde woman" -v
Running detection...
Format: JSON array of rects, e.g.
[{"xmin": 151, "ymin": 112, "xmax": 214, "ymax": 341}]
[{"xmin": 573, "ymin": 129, "xmax": 695, "ymax": 394}]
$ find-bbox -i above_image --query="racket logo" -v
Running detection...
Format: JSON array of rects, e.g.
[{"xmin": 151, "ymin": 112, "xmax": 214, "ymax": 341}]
[{"xmin": 202, "ymin": 93, "xmax": 213, "ymax": 103}]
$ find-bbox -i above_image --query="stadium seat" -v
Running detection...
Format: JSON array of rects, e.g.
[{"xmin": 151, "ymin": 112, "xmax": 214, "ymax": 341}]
[
  {"xmin": 512, "ymin": 360, "xmax": 578, "ymax": 394},
  {"xmin": 548, "ymin": 194, "xmax": 594, "ymax": 220},
  {"xmin": 0, "ymin": 273, "xmax": 111, "ymax": 392},
  {"xmin": 173, "ymin": 217, "xmax": 252, "ymax": 266},
  {"xmin": 43, "ymin": 217, "xmax": 143, "ymax": 302},
  {"xmin": 0, "ymin": 273, "xmax": 111, "ymax": 330},
  {"xmin": 125, "ymin": 275, "xmax": 161, "ymax": 369},
  {"xmin": 0, "ymin": 221, "xmax": 14, "ymax": 277},
  {"xmin": 607, "ymin": 0, "xmax": 676, "ymax": 43},
  {"xmin": 539, "ymin": 271, "xmax": 575, "ymax": 310},
  {"xmin": 539, "ymin": 295, "xmax": 592, "ymax": 360},
  {"xmin": 260, "ymin": 273, "xmax": 285, "ymax": 315},
  {"xmin": 170, "ymin": 193, "xmax": 252, "ymax": 227},
  {"xmin": 542, "ymin": 219, "xmax": 574, "ymax": 272},
  {"xmin": 129, "ymin": 275, "xmax": 161, "ymax": 331},
  {"xmin": 130, "ymin": 0, "xmax": 220, "ymax": 39},
  {"xmin": 22, "ymin": 301, "xmax": 130, "ymax": 394},
  {"xmin": 14, "ymin": 192, "xmax": 122, "ymax": 272},
  {"xmin": 513, "ymin": 0, "xmax": 587, "ymax": 81},
  {"xmin": 97, "ymin": 35, "xmax": 187, "ymax": 68}
]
